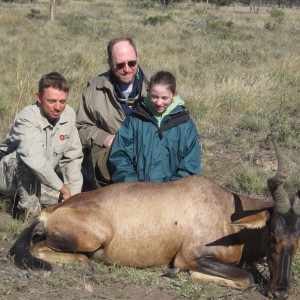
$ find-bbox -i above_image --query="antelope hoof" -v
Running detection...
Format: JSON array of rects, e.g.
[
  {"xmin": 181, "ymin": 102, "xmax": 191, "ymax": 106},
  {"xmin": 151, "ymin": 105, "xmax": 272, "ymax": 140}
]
[
  {"xmin": 85, "ymin": 267, "xmax": 94, "ymax": 277},
  {"xmin": 161, "ymin": 267, "xmax": 180, "ymax": 278}
]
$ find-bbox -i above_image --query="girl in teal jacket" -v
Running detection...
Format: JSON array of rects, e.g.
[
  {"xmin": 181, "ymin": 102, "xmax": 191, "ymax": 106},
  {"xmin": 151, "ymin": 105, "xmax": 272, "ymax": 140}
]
[{"xmin": 109, "ymin": 71, "xmax": 201, "ymax": 183}]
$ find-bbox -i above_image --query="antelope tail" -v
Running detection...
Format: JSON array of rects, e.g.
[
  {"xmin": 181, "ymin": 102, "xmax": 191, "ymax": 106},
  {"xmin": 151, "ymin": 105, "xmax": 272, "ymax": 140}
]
[{"xmin": 9, "ymin": 219, "xmax": 52, "ymax": 271}]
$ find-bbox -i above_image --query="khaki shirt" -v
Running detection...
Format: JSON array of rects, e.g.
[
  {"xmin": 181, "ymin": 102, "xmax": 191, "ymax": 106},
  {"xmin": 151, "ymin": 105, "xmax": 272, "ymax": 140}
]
[{"xmin": 0, "ymin": 102, "xmax": 83, "ymax": 195}]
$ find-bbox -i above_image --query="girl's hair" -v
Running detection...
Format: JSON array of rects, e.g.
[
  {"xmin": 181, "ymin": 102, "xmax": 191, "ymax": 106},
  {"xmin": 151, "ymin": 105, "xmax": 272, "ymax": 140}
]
[
  {"xmin": 149, "ymin": 71, "xmax": 176, "ymax": 94},
  {"xmin": 38, "ymin": 72, "xmax": 70, "ymax": 95}
]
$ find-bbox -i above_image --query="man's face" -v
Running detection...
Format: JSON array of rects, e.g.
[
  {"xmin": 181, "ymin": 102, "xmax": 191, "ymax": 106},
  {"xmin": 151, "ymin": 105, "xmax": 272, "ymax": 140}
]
[
  {"xmin": 109, "ymin": 41, "xmax": 138, "ymax": 84},
  {"xmin": 36, "ymin": 87, "xmax": 68, "ymax": 122}
]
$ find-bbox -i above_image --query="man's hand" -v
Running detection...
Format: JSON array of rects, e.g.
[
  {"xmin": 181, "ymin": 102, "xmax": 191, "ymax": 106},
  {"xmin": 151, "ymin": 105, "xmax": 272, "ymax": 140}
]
[
  {"xmin": 104, "ymin": 134, "xmax": 116, "ymax": 148},
  {"xmin": 58, "ymin": 184, "xmax": 71, "ymax": 202}
]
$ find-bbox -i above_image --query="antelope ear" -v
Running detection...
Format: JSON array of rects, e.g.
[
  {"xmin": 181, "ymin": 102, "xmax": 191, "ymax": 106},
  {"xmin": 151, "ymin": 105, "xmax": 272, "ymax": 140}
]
[{"xmin": 228, "ymin": 211, "xmax": 270, "ymax": 229}]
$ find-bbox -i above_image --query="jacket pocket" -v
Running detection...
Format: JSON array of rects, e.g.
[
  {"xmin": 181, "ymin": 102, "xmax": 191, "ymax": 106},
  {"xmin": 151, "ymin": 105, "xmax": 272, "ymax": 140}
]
[{"xmin": 53, "ymin": 145, "xmax": 66, "ymax": 157}]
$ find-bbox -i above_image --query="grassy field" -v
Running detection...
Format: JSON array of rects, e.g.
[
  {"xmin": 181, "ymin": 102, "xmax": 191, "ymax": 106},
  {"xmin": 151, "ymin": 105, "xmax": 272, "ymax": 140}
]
[
  {"xmin": 0, "ymin": 0, "xmax": 300, "ymax": 298},
  {"xmin": 0, "ymin": 0, "xmax": 299, "ymax": 193}
]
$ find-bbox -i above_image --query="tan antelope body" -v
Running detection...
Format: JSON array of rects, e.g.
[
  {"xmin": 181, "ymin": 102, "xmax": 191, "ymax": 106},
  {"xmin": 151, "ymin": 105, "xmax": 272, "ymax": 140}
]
[{"xmin": 10, "ymin": 144, "xmax": 300, "ymax": 299}]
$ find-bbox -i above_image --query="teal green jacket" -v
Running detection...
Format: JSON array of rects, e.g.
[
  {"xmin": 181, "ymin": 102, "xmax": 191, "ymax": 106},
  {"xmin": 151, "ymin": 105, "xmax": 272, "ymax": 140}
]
[{"xmin": 109, "ymin": 96, "xmax": 201, "ymax": 183}]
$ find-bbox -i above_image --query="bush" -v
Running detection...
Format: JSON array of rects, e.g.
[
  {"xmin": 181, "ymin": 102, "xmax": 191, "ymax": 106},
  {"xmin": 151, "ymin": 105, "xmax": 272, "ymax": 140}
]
[
  {"xmin": 268, "ymin": 8, "xmax": 285, "ymax": 25},
  {"xmin": 206, "ymin": 19, "xmax": 234, "ymax": 39},
  {"xmin": 27, "ymin": 9, "xmax": 41, "ymax": 19},
  {"xmin": 269, "ymin": 7, "xmax": 285, "ymax": 19},
  {"xmin": 215, "ymin": 0, "xmax": 235, "ymax": 6},
  {"xmin": 143, "ymin": 15, "xmax": 172, "ymax": 26},
  {"xmin": 264, "ymin": 21, "xmax": 276, "ymax": 31}
]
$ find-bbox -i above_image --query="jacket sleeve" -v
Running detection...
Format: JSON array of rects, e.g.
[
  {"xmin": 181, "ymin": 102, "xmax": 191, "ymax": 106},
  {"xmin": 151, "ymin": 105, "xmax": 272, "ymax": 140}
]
[
  {"xmin": 171, "ymin": 119, "xmax": 201, "ymax": 180},
  {"xmin": 58, "ymin": 110, "xmax": 83, "ymax": 196},
  {"xmin": 76, "ymin": 83, "xmax": 111, "ymax": 149},
  {"xmin": 15, "ymin": 113, "xmax": 64, "ymax": 191},
  {"xmin": 108, "ymin": 117, "xmax": 138, "ymax": 183}
]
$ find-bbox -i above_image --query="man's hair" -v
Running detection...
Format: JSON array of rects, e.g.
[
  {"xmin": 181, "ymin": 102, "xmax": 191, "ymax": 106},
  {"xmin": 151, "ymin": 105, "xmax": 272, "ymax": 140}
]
[
  {"xmin": 107, "ymin": 37, "xmax": 137, "ymax": 62},
  {"xmin": 149, "ymin": 71, "xmax": 176, "ymax": 95},
  {"xmin": 38, "ymin": 72, "xmax": 70, "ymax": 95}
]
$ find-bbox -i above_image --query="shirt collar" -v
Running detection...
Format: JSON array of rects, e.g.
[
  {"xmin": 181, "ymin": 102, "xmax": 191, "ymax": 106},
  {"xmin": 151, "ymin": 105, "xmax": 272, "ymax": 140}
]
[{"xmin": 36, "ymin": 102, "xmax": 68, "ymax": 129}]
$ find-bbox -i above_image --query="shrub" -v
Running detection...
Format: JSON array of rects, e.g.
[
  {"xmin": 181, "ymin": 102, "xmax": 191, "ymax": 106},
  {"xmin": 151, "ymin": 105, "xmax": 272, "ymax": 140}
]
[
  {"xmin": 264, "ymin": 21, "xmax": 276, "ymax": 31},
  {"xmin": 143, "ymin": 15, "xmax": 172, "ymax": 26},
  {"xmin": 27, "ymin": 9, "xmax": 41, "ymax": 19},
  {"xmin": 206, "ymin": 19, "xmax": 234, "ymax": 39},
  {"xmin": 269, "ymin": 7, "xmax": 285, "ymax": 19},
  {"xmin": 267, "ymin": 7, "xmax": 285, "ymax": 25},
  {"xmin": 215, "ymin": 0, "xmax": 235, "ymax": 6}
]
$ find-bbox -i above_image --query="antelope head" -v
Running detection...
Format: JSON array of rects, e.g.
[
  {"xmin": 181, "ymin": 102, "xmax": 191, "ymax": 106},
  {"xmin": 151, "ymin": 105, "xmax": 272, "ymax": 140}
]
[{"xmin": 267, "ymin": 142, "xmax": 300, "ymax": 299}]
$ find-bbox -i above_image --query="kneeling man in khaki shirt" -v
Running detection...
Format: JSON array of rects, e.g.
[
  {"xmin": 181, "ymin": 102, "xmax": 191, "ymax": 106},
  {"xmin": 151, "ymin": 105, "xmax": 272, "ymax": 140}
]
[{"xmin": 0, "ymin": 72, "xmax": 83, "ymax": 218}]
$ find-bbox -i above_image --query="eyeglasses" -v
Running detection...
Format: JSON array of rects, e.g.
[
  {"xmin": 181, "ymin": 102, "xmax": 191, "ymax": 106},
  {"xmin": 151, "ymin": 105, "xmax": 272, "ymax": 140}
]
[{"xmin": 114, "ymin": 60, "xmax": 137, "ymax": 70}]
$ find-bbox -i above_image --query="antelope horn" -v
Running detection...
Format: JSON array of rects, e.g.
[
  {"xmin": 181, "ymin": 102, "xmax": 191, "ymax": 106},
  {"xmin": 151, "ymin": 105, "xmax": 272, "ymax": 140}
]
[
  {"xmin": 267, "ymin": 141, "xmax": 290, "ymax": 214},
  {"xmin": 293, "ymin": 190, "xmax": 300, "ymax": 215}
]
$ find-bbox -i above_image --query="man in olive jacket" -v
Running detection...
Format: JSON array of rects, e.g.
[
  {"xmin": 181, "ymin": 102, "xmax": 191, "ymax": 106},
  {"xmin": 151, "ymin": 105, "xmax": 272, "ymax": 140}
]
[{"xmin": 76, "ymin": 37, "xmax": 154, "ymax": 189}]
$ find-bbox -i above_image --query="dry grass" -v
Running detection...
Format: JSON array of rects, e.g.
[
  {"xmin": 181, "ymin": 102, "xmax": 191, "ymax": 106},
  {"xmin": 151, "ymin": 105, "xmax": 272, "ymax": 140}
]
[
  {"xmin": 1, "ymin": 2, "xmax": 299, "ymax": 148},
  {"xmin": 0, "ymin": 0, "xmax": 299, "ymax": 208},
  {"xmin": 0, "ymin": 1, "xmax": 300, "ymax": 297}
]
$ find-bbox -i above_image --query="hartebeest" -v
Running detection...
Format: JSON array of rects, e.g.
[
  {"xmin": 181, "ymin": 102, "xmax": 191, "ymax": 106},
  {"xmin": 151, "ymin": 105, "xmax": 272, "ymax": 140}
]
[{"xmin": 9, "ymin": 143, "xmax": 300, "ymax": 299}]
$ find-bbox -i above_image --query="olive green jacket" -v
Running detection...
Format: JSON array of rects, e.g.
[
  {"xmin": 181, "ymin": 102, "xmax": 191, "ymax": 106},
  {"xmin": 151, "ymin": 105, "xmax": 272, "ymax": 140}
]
[{"xmin": 76, "ymin": 65, "xmax": 154, "ymax": 152}]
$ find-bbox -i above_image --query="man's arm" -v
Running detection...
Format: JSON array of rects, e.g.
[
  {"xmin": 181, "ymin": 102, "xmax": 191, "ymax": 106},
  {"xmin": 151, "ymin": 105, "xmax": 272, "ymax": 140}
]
[
  {"xmin": 58, "ymin": 184, "xmax": 71, "ymax": 202},
  {"xmin": 76, "ymin": 87, "xmax": 111, "ymax": 149},
  {"xmin": 76, "ymin": 75, "xmax": 125, "ymax": 151},
  {"xmin": 15, "ymin": 110, "xmax": 65, "ymax": 191}
]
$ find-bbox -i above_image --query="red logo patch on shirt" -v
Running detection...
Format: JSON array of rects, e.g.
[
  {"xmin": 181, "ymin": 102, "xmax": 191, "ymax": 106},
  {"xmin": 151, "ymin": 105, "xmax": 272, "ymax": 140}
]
[{"xmin": 59, "ymin": 134, "xmax": 69, "ymax": 141}]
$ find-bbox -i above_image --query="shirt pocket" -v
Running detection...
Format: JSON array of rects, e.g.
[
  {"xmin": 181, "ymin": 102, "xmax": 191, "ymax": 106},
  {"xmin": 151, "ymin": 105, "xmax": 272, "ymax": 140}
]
[{"xmin": 53, "ymin": 144, "xmax": 66, "ymax": 158}]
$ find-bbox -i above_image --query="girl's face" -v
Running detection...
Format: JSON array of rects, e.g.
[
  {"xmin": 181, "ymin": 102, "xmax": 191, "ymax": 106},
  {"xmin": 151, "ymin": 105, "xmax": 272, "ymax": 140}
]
[{"xmin": 149, "ymin": 84, "xmax": 174, "ymax": 115}]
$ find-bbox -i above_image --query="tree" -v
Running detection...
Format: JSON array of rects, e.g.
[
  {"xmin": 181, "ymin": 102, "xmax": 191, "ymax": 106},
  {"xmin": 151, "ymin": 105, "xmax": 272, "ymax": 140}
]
[
  {"xmin": 50, "ymin": 0, "xmax": 55, "ymax": 21},
  {"xmin": 157, "ymin": 0, "xmax": 173, "ymax": 10}
]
